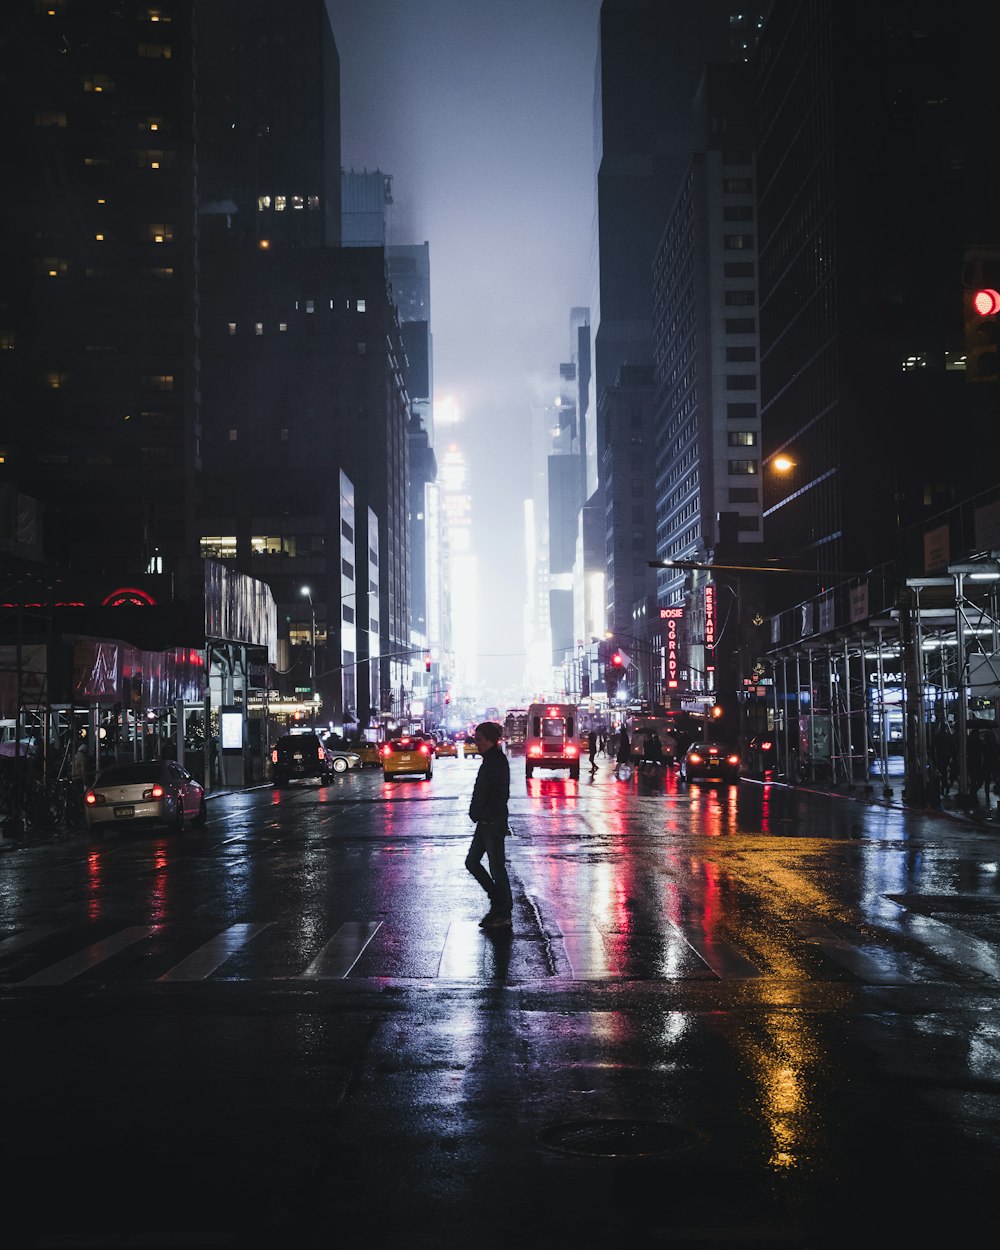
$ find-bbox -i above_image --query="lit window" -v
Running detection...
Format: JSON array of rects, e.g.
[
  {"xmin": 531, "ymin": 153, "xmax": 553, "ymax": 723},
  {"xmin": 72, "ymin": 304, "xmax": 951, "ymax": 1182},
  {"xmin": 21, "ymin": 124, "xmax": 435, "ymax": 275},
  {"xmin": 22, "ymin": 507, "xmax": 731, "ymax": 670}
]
[
  {"xmin": 84, "ymin": 75, "xmax": 115, "ymax": 93},
  {"xmin": 357, "ymin": 341, "xmax": 366, "ymax": 355},
  {"xmin": 305, "ymin": 300, "xmax": 314, "ymax": 314},
  {"xmin": 728, "ymin": 459, "xmax": 758, "ymax": 475},
  {"xmin": 902, "ymin": 354, "xmax": 929, "ymax": 372},
  {"xmin": 228, "ymin": 429, "xmax": 238, "ymax": 441},
  {"xmin": 278, "ymin": 322, "xmax": 287, "ymax": 332},
  {"xmin": 38, "ymin": 257, "xmax": 69, "ymax": 277},
  {"xmin": 138, "ymin": 43, "xmax": 172, "ymax": 59},
  {"xmin": 291, "ymin": 195, "xmax": 304, "ymax": 210},
  {"xmin": 145, "ymin": 7, "xmax": 171, "ymax": 21},
  {"xmin": 727, "ymin": 431, "xmax": 757, "ymax": 447},
  {"xmin": 308, "ymin": 195, "xmax": 319, "ymax": 209},
  {"xmin": 280, "ymin": 428, "xmax": 289, "ymax": 442},
  {"xmin": 95, "ymin": 233, "xmax": 104, "ymax": 242},
  {"xmin": 44, "ymin": 370, "xmax": 66, "ymax": 388},
  {"xmin": 255, "ymin": 322, "xmax": 263, "ymax": 335},
  {"xmin": 144, "ymin": 374, "xmax": 174, "ymax": 391},
  {"xmin": 329, "ymin": 299, "xmax": 335, "ymax": 309},
  {"xmin": 200, "ymin": 536, "xmax": 237, "ymax": 559},
  {"xmin": 257, "ymin": 195, "xmax": 271, "ymax": 210},
  {"xmin": 274, "ymin": 195, "xmax": 287, "ymax": 212},
  {"xmin": 35, "ymin": 111, "xmax": 67, "ymax": 127},
  {"xmin": 0, "ymin": 333, "xmax": 14, "ymax": 350},
  {"xmin": 227, "ymin": 322, "xmax": 236, "ymax": 335},
  {"xmin": 143, "ymin": 117, "xmax": 163, "ymax": 132},
  {"xmin": 141, "ymin": 223, "xmax": 173, "ymax": 243},
  {"xmin": 137, "ymin": 150, "xmax": 170, "ymax": 169},
  {"xmin": 945, "ymin": 351, "xmax": 966, "ymax": 372},
  {"xmin": 258, "ymin": 239, "xmax": 270, "ymax": 249},
  {"xmin": 357, "ymin": 299, "xmax": 366, "ymax": 313}
]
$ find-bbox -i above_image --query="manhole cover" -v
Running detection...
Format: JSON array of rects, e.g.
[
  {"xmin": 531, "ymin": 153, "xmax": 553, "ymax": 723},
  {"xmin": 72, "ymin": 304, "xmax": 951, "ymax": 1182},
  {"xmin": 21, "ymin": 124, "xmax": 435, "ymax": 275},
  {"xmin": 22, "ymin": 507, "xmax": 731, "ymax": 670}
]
[{"xmin": 538, "ymin": 1119, "xmax": 699, "ymax": 1158}]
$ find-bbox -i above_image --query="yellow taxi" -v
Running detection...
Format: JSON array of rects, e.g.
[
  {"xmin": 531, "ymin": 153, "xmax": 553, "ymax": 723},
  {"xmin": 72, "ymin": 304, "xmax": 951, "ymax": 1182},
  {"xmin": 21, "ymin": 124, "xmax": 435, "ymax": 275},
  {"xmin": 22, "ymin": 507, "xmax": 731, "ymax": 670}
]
[
  {"xmin": 381, "ymin": 735, "xmax": 433, "ymax": 781},
  {"xmin": 436, "ymin": 736, "xmax": 458, "ymax": 758},
  {"xmin": 462, "ymin": 735, "xmax": 480, "ymax": 758}
]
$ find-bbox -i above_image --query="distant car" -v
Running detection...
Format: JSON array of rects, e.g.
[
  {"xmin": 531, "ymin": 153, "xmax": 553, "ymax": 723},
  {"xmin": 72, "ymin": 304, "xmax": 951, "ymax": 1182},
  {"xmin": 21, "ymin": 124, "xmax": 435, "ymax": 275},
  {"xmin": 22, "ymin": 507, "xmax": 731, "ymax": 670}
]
[
  {"xmin": 436, "ymin": 737, "xmax": 458, "ymax": 758},
  {"xmin": 381, "ymin": 736, "xmax": 433, "ymax": 781},
  {"xmin": 84, "ymin": 759, "xmax": 206, "ymax": 834},
  {"xmin": 678, "ymin": 742, "xmax": 741, "ymax": 785},
  {"xmin": 271, "ymin": 731, "xmax": 359, "ymax": 788},
  {"xmin": 463, "ymin": 736, "xmax": 480, "ymax": 758},
  {"xmin": 351, "ymin": 740, "xmax": 383, "ymax": 768}
]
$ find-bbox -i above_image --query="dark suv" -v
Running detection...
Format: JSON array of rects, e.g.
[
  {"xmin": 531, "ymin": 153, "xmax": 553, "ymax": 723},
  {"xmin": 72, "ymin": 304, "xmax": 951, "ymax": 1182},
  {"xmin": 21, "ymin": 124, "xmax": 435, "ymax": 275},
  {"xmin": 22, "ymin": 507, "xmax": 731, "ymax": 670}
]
[{"xmin": 271, "ymin": 732, "xmax": 334, "ymax": 788}]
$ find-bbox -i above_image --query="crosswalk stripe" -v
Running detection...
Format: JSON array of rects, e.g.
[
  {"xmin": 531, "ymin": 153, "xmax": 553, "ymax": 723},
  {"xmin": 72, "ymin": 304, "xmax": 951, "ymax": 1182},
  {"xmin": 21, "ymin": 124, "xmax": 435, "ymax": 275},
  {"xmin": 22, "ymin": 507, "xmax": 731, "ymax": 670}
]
[
  {"xmin": 0, "ymin": 929, "xmax": 54, "ymax": 955},
  {"xmin": 295, "ymin": 920, "xmax": 383, "ymax": 979},
  {"xmin": 157, "ymin": 922, "xmax": 272, "ymax": 982},
  {"xmin": 558, "ymin": 923, "xmax": 620, "ymax": 979},
  {"xmin": 794, "ymin": 922, "xmax": 915, "ymax": 984},
  {"xmin": 17, "ymin": 926, "xmax": 159, "ymax": 987},
  {"xmin": 438, "ymin": 919, "xmax": 484, "ymax": 979}
]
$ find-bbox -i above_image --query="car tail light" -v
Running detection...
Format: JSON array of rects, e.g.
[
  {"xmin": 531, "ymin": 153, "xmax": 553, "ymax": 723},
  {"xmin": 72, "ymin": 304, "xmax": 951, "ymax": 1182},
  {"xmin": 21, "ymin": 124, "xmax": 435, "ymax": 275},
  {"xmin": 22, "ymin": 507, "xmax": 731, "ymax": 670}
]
[
  {"xmin": 419, "ymin": 743, "xmax": 429, "ymax": 755},
  {"xmin": 688, "ymin": 752, "xmax": 703, "ymax": 765},
  {"xmin": 528, "ymin": 745, "xmax": 542, "ymax": 757},
  {"xmin": 726, "ymin": 754, "xmax": 740, "ymax": 766},
  {"xmin": 84, "ymin": 790, "xmax": 99, "ymax": 806},
  {"xmin": 381, "ymin": 744, "xmax": 392, "ymax": 758},
  {"xmin": 143, "ymin": 784, "xmax": 165, "ymax": 800},
  {"xmin": 271, "ymin": 748, "xmax": 278, "ymax": 764},
  {"xmin": 565, "ymin": 745, "xmax": 578, "ymax": 758}
]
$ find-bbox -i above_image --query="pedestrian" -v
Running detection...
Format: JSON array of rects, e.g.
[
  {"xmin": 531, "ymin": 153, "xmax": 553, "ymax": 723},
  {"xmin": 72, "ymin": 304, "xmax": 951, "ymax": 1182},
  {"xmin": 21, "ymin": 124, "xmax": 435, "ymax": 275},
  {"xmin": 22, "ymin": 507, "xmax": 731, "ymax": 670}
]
[
  {"xmin": 614, "ymin": 724, "xmax": 630, "ymax": 778},
  {"xmin": 598, "ymin": 726, "xmax": 607, "ymax": 756},
  {"xmin": 647, "ymin": 731, "xmax": 663, "ymax": 768},
  {"xmin": 981, "ymin": 727, "xmax": 998, "ymax": 808},
  {"xmin": 588, "ymin": 728, "xmax": 598, "ymax": 774},
  {"xmin": 931, "ymin": 724, "xmax": 955, "ymax": 797},
  {"xmin": 967, "ymin": 727, "xmax": 984, "ymax": 803},
  {"xmin": 464, "ymin": 721, "xmax": 512, "ymax": 929}
]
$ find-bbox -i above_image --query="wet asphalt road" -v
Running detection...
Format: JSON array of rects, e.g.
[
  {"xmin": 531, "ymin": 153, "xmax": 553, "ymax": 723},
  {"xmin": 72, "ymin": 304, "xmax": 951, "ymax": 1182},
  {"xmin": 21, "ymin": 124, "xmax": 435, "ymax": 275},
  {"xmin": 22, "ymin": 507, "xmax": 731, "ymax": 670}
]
[{"xmin": 1, "ymin": 754, "xmax": 999, "ymax": 1249}]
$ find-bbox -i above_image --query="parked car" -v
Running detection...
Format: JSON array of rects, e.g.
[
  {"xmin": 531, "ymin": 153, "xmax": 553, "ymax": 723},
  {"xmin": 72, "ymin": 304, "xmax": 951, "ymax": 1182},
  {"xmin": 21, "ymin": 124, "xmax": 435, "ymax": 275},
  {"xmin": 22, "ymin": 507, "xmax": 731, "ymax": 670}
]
[
  {"xmin": 351, "ymin": 740, "xmax": 383, "ymax": 768},
  {"xmin": 271, "ymin": 731, "xmax": 359, "ymax": 788},
  {"xmin": 436, "ymin": 737, "xmax": 458, "ymax": 758},
  {"xmin": 678, "ymin": 742, "xmax": 741, "ymax": 785},
  {"xmin": 84, "ymin": 759, "xmax": 206, "ymax": 833},
  {"xmin": 381, "ymin": 736, "xmax": 433, "ymax": 781}
]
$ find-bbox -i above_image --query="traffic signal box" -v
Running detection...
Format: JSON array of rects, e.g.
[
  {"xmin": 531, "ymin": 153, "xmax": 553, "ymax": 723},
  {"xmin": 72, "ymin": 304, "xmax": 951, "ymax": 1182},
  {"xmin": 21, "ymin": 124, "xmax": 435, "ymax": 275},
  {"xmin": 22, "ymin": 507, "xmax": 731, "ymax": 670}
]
[{"xmin": 963, "ymin": 247, "xmax": 1000, "ymax": 382}]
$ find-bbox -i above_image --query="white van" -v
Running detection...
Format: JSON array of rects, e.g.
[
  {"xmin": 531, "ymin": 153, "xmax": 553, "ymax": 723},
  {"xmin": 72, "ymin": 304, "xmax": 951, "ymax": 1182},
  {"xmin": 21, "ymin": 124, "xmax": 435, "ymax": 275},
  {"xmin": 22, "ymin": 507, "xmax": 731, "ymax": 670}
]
[{"xmin": 524, "ymin": 703, "xmax": 580, "ymax": 780}]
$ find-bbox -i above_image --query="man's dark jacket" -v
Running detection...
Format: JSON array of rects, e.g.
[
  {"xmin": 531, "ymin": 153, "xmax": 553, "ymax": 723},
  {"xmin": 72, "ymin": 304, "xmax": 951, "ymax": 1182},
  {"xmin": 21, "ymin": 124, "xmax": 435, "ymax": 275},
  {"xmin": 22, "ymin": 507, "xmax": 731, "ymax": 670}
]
[{"xmin": 469, "ymin": 745, "xmax": 510, "ymax": 824}]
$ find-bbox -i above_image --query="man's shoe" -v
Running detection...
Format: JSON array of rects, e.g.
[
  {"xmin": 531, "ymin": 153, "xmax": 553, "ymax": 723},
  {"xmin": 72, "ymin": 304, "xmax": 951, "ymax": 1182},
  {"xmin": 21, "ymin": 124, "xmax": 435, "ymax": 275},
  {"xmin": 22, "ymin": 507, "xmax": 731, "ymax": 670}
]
[
  {"xmin": 482, "ymin": 913, "xmax": 512, "ymax": 929},
  {"xmin": 478, "ymin": 910, "xmax": 496, "ymax": 927}
]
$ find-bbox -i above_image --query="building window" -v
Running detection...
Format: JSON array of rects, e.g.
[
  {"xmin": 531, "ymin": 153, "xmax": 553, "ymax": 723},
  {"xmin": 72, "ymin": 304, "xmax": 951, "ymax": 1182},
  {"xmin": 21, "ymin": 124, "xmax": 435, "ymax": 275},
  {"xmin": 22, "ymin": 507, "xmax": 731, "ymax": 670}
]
[
  {"xmin": 140, "ymin": 223, "xmax": 174, "ymax": 243},
  {"xmin": 44, "ymin": 370, "xmax": 67, "ymax": 389},
  {"xmin": 144, "ymin": 7, "xmax": 172, "ymax": 21},
  {"xmin": 278, "ymin": 322, "xmax": 287, "ymax": 332},
  {"xmin": 357, "ymin": 298, "xmax": 366, "ymax": 312},
  {"xmin": 200, "ymin": 536, "xmax": 236, "ymax": 559},
  {"xmin": 35, "ymin": 111, "xmax": 67, "ymax": 127},
  {"xmin": 305, "ymin": 300, "xmax": 314, "ymax": 314},
  {"xmin": 142, "ymin": 116, "xmax": 164, "ymax": 132},
  {"xmin": 84, "ymin": 74, "xmax": 115, "ymax": 93},
  {"xmin": 357, "ymin": 341, "xmax": 366, "ymax": 354},
  {"xmin": 144, "ymin": 374, "xmax": 174, "ymax": 390},
  {"xmin": 728, "ymin": 431, "xmax": 757, "ymax": 446},
  {"xmin": 254, "ymin": 322, "xmax": 263, "ymax": 335},
  {"xmin": 137, "ymin": 43, "xmax": 172, "ymax": 59},
  {"xmin": 274, "ymin": 195, "xmax": 286, "ymax": 211},
  {"xmin": 257, "ymin": 195, "xmax": 271, "ymax": 210},
  {"xmin": 723, "ymin": 234, "xmax": 754, "ymax": 249},
  {"xmin": 727, "ymin": 374, "xmax": 757, "ymax": 390},
  {"xmin": 280, "ymin": 428, "xmax": 288, "ymax": 441},
  {"xmin": 728, "ymin": 459, "xmax": 758, "ymax": 475},
  {"xmin": 727, "ymin": 402, "xmax": 756, "ymax": 418},
  {"xmin": 227, "ymin": 322, "xmax": 236, "ymax": 335},
  {"xmin": 39, "ymin": 257, "xmax": 69, "ymax": 277},
  {"xmin": 136, "ymin": 149, "xmax": 173, "ymax": 169},
  {"xmin": 725, "ymin": 318, "xmax": 755, "ymax": 333},
  {"xmin": 724, "ymin": 262, "xmax": 754, "ymax": 278},
  {"xmin": 724, "ymin": 290, "xmax": 754, "ymax": 306},
  {"xmin": 228, "ymin": 429, "xmax": 238, "ymax": 441},
  {"xmin": 308, "ymin": 195, "xmax": 320, "ymax": 209},
  {"xmin": 141, "ymin": 266, "xmax": 174, "ymax": 279},
  {"xmin": 291, "ymin": 194, "xmax": 304, "ymax": 210},
  {"xmin": 728, "ymin": 487, "xmax": 759, "ymax": 503},
  {"xmin": 737, "ymin": 515, "xmax": 761, "ymax": 531},
  {"xmin": 726, "ymin": 346, "xmax": 756, "ymax": 362},
  {"xmin": 722, "ymin": 178, "xmax": 752, "ymax": 192}
]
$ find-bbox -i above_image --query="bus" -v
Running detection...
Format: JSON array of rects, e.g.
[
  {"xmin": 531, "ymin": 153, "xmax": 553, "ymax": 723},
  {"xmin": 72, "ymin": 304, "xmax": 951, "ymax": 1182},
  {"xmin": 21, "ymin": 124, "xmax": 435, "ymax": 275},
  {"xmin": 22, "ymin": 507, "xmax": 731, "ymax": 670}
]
[
  {"xmin": 503, "ymin": 708, "xmax": 528, "ymax": 750},
  {"xmin": 624, "ymin": 705, "xmax": 705, "ymax": 766},
  {"xmin": 524, "ymin": 702, "xmax": 580, "ymax": 779}
]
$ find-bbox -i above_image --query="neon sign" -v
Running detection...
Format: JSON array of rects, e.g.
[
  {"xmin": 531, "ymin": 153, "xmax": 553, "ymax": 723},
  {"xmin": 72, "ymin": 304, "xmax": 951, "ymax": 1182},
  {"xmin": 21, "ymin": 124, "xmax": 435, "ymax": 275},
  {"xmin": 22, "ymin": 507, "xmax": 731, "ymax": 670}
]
[
  {"xmin": 660, "ymin": 607, "xmax": 683, "ymax": 689},
  {"xmin": 704, "ymin": 585, "xmax": 716, "ymax": 651}
]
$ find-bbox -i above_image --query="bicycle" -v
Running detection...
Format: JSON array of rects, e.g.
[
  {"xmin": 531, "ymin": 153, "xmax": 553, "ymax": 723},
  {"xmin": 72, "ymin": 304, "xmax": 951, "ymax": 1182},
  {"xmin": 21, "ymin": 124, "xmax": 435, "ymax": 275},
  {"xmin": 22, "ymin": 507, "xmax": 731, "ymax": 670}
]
[{"xmin": 22, "ymin": 776, "xmax": 66, "ymax": 833}]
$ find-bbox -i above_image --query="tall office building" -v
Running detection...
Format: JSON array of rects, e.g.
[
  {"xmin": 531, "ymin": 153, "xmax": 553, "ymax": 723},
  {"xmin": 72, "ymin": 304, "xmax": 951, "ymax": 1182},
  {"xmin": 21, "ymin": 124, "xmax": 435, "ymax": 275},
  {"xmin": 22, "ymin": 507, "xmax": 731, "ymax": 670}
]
[
  {"xmin": 198, "ymin": 1, "xmax": 413, "ymax": 730},
  {"xmin": 756, "ymin": 0, "xmax": 1000, "ymax": 582},
  {"xmin": 1, "ymin": 2, "xmax": 200, "ymax": 584},
  {"xmin": 589, "ymin": 1, "xmax": 763, "ymax": 638},
  {"xmin": 199, "ymin": 0, "xmax": 341, "ymax": 248}
]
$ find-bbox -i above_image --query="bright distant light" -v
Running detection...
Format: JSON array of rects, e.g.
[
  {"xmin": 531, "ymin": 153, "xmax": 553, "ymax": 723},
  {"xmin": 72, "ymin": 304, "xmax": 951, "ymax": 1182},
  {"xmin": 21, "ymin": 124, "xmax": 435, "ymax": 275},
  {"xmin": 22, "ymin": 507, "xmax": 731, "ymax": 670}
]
[{"xmin": 774, "ymin": 455, "xmax": 796, "ymax": 472}]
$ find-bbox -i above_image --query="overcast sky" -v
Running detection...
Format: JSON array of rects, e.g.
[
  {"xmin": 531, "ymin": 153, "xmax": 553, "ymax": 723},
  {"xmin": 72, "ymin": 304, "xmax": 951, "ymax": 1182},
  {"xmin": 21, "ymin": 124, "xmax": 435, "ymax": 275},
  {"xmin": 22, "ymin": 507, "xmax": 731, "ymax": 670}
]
[{"xmin": 326, "ymin": 0, "xmax": 601, "ymax": 698}]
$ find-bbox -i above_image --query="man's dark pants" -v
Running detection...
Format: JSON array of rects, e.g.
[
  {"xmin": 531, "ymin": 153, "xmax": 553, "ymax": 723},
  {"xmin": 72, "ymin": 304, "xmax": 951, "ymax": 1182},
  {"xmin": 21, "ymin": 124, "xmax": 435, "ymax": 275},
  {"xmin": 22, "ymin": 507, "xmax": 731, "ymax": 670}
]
[{"xmin": 465, "ymin": 820, "xmax": 512, "ymax": 915}]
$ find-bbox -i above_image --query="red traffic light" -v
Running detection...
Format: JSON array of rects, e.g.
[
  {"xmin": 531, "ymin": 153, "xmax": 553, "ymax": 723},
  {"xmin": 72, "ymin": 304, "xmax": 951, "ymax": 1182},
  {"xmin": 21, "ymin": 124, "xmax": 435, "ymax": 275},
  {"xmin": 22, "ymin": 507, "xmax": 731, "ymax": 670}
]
[
  {"xmin": 424, "ymin": 653, "xmax": 431, "ymax": 672},
  {"xmin": 610, "ymin": 652, "xmax": 624, "ymax": 667},
  {"xmin": 973, "ymin": 288, "xmax": 1000, "ymax": 317}
]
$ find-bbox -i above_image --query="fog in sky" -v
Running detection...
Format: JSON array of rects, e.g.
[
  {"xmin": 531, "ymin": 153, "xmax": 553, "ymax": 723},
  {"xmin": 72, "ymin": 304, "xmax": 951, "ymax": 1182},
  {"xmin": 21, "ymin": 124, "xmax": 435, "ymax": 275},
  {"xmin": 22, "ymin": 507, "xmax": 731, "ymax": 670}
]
[{"xmin": 326, "ymin": 0, "xmax": 601, "ymax": 698}]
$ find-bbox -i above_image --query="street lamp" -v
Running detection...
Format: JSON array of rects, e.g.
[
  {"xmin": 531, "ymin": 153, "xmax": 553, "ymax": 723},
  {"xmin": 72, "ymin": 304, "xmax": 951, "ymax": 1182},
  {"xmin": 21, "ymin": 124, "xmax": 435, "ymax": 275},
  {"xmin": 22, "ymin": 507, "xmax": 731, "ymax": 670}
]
[{"xmin": 300, "ymin": 586, "xmax": 316, "ymax": 727}]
